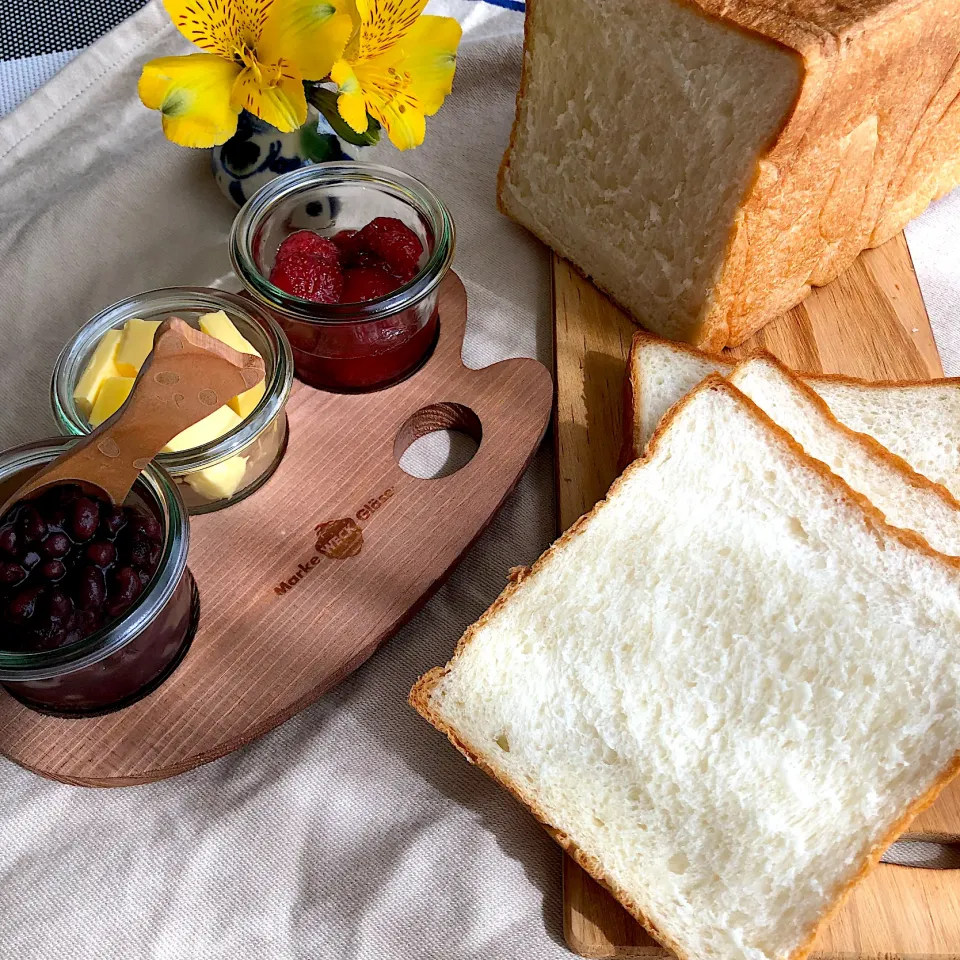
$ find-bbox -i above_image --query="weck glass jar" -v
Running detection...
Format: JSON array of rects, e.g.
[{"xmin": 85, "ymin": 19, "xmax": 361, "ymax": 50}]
[
  {"xmin": 0, "ymin": 438, "xmax": 197, "ymax": 715},
  {"xmin": 51, "ymin": 288, "xmax": 293, "ymax": 514},
  {"xmin": 229, "ymin": 162, "xmax": 455, "ymax": 392}
]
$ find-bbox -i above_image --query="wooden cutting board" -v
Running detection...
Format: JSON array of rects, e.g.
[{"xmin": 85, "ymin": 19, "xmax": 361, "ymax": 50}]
[
  {"xmin": 554, "ymin": 234, "xmax": 960, "ymax": 959},
  {"xmin": 0, "ymin": 273, "xmax": 553, "ymax": 786}
]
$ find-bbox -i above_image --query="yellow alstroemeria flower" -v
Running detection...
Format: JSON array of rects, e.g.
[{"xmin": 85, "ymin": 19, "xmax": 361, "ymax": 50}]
[
  {"xmin": 330, "ymin": 0, "xmax": 461, "ymax": 150},
  {"xmin": 139, "ymin": 0, "xmax": 355, "ymax": 147}
]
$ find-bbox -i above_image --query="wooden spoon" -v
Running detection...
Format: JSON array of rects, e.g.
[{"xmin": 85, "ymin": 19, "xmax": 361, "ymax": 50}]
[{"xmin": 0, "ymin": 317, "xmax": 265, "ymax": 517}]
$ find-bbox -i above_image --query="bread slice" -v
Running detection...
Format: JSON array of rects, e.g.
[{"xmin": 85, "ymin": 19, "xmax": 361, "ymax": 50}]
[
  {"xmin": 412, "ymin": 378, "xmax": 960, "ymax": 960},
  {"xmin": 728, "ymin": 356, "xmax": 960, "ymax": 557},
  {"xmin": 499, "ymin": 0, "xmax": 960, "ymax": 348},
  {"xmin": 625, "ymin": 331, "xmax": 960, "ymax": 501},
  {"xmin": 807, "ymin": 376, "xmax": 960, "ymax": 500},
  {"xmin": 625, "ymin": 333, "xmax": 733, "ymax": 463}
]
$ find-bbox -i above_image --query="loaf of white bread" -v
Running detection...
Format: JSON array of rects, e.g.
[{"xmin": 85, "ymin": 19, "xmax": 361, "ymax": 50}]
[
  {"xmin": 412, "ymin": 377, "xmax": 960, "ymax": 960},
  {"xmin": 498, "ymin": 0, "xmax": 960, "ymax": 349}
]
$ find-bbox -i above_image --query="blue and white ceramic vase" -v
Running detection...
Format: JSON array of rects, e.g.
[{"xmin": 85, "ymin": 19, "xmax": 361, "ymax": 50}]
[{"xmin": 212, "ymin": 108, "xmax": 386, "ymax": 207}]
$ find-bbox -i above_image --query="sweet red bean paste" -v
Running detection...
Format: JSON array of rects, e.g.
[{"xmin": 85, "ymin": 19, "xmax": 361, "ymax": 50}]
[
  {"xmin": 269, "ymin": 217, "xmax": 423, "ymax": 304},
  {"xmin": 0, "ymin": 484, "xmax": 162, "ymax": 651}
]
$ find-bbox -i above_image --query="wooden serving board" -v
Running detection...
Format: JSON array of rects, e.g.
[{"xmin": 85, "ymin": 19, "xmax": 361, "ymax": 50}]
[
  {"xmin": 0, "ymin": 272, "xmax": 553, "ymax": 786},
  {"xmin": 554, "ymin": 234, "xmax": 960, "ymax": 958}
]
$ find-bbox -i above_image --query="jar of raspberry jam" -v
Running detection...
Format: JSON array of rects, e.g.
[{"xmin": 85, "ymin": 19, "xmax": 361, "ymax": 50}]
[
  {"xmin": 0, "ymin": 439, "xmax": 197, "ymax": 716},
  {"xmin": 229, "ymin": 163, "xmax": 455, "ymax": 392},
  {"xmin": 51, "ymin": 289, "xmax": 293, "ymax": 515}
]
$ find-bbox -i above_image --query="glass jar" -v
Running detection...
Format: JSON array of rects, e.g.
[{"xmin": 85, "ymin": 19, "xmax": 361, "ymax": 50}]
[
  {"xmin": 229, "ymin": 162, "xmax": 455, "ymax": 392},
  {"xmin": 0, "ymin": 439, "xmax": 198, "ymax": 716},
  {"xmin": 52, "ymin": 288, "xmax": 293, "ymax": 514}
]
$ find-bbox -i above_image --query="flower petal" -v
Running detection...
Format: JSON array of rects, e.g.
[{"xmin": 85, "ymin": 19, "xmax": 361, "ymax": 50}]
[
  {"xmin": 331, "ymin": 59, "xmax": 369, "ymax": 133},
  {"xmin": 371, "ymin": 96, "xmax": 425, "ymax": 150},
  {"xmin": 334, "ymin": 7, "xmax": 459, "ymax": 149},
  {"xmin": 356, "ymin": 0, "xmax": 429, "ymax": 60},
  {"xmin": 139, "ymin": 53, "xmax": 242, "ymax": 147},
  {"xmin": 258, "ymin": 0, "xmax": 355, "ymax": 80},
  {"xmin": 359, "ymin": 77, "xmax": 425, "ymax": 150},
  {"xmin": 399, "ymin": 15, "xmax": 461, "ymax": 116},
  {"xmin": 162, "ymin": 0, "xmax": 271, "ymax": 58},
  {"xmin": 231, "ymin": 61, "xmax": 308, "ymax": 132}
]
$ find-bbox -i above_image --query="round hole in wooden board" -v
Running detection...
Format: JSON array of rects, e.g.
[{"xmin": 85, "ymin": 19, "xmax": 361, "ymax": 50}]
[{"xmin": 394, "ymin": 402, "xmax": 482, "ymax": 479}]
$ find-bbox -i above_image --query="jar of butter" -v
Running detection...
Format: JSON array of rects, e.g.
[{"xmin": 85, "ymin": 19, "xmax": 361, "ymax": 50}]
[{"xmin": 51, "ymin": 289, "xmax": 293, "ymax": 514}]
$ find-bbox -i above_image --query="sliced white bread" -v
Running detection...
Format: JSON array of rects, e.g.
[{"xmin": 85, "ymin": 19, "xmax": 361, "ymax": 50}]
[
  {"xmin": 728, "ymin": 356, "xmax": 960, "ymax": 557},
  {"xmin": 808, "ymin": 376, "xmax": 960, "ymax": 499},
  {"xmin": 625, "ymin": 331, "xmax": 960, "ymax": 501},
  {"xmin": 624, "ymin": 332, "xmax": 732, "ymax": 463},
  {"xmin": 412, "ymin": 377, "xmax": 960, "ymax": 960}
]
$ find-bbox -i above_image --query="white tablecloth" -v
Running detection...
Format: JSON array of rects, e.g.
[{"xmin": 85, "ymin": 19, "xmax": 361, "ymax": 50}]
[{"xmin": 0, "ymin": 2, "xmax": 956, "ymax": 957}]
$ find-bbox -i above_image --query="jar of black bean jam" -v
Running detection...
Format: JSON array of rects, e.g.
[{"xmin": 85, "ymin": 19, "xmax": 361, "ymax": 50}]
[{"xmin": 0, "ymin": 439, "xmax": 198, "ymax": 716}]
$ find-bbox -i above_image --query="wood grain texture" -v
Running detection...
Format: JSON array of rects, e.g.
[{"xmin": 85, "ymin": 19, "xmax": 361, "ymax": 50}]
[
  {"xmin": 554, "ymin": 234, "xmax": 960, "ymax": 959},
  {"xmin": 0, "ymin": 272, "xmax": 552, "ymax": 786}
]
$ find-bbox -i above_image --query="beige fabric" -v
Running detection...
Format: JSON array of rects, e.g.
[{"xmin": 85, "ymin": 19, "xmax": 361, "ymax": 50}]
[
  {"xmin": 0, "ymin": 3, "xmax": 566, "ymax": 957},
  {"xmin": 0, "ymin": 1, "xmax": 955, "ymax": 956}
]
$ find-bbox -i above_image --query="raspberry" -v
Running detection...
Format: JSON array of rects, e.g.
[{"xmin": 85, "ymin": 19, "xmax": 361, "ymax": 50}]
[
  {"xmin": 352, "ymin": 218, "xmax": 423, "ymax": 283},
  {"xmin": 332, "ymin": 230, "xmax": 357, "ymax": 252},
  {"xmin": 269, "ymin": 220, "xmax": 423, "ymax": 303},
  {"xmin": 275, "ymin": 230, "xmax": 339, "ymax": 266},
  {"xmin": 351, "ymin": 250, "xmax": 386, "ymax": 270},
  {"xmin": 270, "ymin": 253, "xmax": 343, "ymax": 304},
  {"xmin": 341, "ymin": 266, "xmax": 402, "ymax": 303},
  {"xmin": 271, "ymin": 230, "xmax": 344, "ymax": 302},
  {"xmin": 333, "ymin": 230, "xmax": 386, "ymax": 270}
]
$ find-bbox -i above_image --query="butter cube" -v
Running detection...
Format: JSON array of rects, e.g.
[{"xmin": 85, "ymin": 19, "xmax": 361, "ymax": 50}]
[
  {"xmin": 89, "ymin": 376, "xmax": 135, "ymax": 427},
  {"xmin": 228, "ymin": 378, "xmax": 266, "ymax": 420},
  {"xmin": 184, "ymin": 456, "xmax": 248, "ymax": 501},
  {"xmin": 199, "ymin": 310, "xmax": 257, "ymax": 355},
  {"xmin": 74, "ymin": 329, "xmax": 122, "ymax": 417},
  {"xmin": 115, "ymin": 319, "xmax": 162, "ymax": 377},
  {"xmin": 199, "ymin": 310, "xmax": 265, "ymax": 419},
  {"xmin": 164, "ymin": 403, "xmax": 243, "ymax": 453}
]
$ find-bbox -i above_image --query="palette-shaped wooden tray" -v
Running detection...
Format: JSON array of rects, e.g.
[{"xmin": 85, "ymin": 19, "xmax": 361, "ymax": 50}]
[
  {"xmin": 554, "ymin": 234, "xmax": 960, "ymax": 958},
  {"xmin": 0, "ymin": 272, "xmax": 552, "ymax": 786}
]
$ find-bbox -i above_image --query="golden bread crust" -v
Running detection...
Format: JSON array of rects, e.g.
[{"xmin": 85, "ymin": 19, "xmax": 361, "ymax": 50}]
[
  {"xmin": 712, "ymin": 0, "xmax": 960, "ymax": 347},
  {"xmin": 495, "ymin": 0, "xmax": 536, "ymax": 220}
]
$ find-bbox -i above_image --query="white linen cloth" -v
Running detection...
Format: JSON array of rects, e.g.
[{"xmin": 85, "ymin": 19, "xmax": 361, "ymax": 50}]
[
  {"xmin": 0, "ymin": 3, "xmax": 957, "ymax": 957},
  {"xmin": 906, "ymin": 192, "xmax": 960, "ymax": 375},
  {"xmin": 0, "ymin": 51, "xmax": 83, "ymax": 116},
  {"xmin": 0, "ymin": 3, "xmax": 563, "ymax": 958}
]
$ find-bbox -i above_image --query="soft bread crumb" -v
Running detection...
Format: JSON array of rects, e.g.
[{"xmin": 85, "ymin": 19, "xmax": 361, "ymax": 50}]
[
  {"xmin": 809, "ymin": 378, "xmax": 960, "ymax": 499},
  {"xmin": 499, "ymin": 0, "xmax": 800, "ymax": 343}
]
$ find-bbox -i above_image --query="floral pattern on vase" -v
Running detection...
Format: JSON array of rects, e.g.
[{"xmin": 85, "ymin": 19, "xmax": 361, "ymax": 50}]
[{"xmin": 213, "ymin": 109, "xmax": 369, "ymax": 207}]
